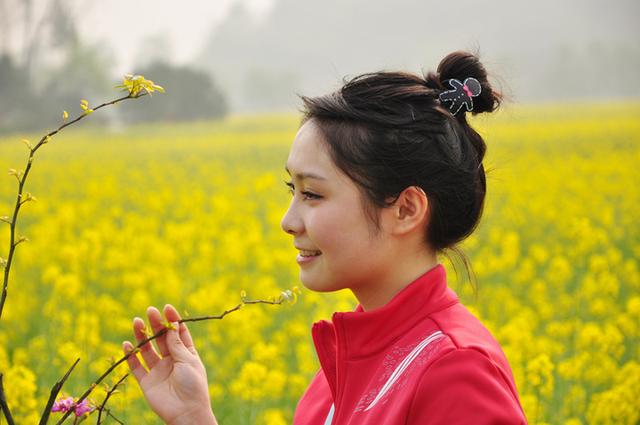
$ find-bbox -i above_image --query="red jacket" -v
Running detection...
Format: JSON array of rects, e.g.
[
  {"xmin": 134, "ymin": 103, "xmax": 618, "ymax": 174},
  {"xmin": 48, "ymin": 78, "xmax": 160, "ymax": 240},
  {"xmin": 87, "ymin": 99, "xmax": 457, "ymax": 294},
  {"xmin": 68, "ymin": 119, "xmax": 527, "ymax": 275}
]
[{"xmin": 293, "ymin": 264, "xmax": 527, "ymax": 424}]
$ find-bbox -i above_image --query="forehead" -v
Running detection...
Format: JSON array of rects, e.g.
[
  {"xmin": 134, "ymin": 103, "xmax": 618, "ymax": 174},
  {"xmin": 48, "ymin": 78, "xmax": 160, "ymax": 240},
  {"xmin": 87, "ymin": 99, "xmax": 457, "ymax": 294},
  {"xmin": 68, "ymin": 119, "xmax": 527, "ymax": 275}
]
[{"xmin": 286, "ymin": 120, "xmax": 336, "ymax": 176}]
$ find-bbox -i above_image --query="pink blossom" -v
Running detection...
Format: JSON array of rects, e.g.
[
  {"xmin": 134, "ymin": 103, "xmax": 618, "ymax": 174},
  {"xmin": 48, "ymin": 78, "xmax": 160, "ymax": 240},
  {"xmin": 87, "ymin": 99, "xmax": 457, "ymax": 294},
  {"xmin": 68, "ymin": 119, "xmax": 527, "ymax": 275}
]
[
  {"xmin": 73, "ymin": 399, "xmax": 94, "ymax": 416},
  {"xmin": 51, "ymin": 396, "xmax": 95, "ymax": 417},
  {"xmin": 51, "ymin": 396, "xmax": 74, "ymax": 413}
]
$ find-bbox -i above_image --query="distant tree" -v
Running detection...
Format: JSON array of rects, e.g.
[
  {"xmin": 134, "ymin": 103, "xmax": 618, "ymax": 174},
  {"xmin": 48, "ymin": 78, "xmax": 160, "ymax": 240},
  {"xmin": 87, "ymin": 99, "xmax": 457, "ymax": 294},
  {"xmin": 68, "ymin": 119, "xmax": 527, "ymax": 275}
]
[
  {"xmin": 0, "ymin": 0, "xmax": 114, "ymax": 134},
  {"xmin": 0, "ymin": 55, "xmax": 35, "ymax": 132},
  {"xmin": 120, "ymin": 61, "xmax": 228, "ymax": 124}
]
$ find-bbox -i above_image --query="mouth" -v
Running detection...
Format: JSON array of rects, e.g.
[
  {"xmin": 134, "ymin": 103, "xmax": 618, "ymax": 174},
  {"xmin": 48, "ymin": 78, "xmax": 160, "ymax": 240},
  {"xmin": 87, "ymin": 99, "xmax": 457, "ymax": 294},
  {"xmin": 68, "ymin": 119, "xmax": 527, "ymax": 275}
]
[{"xmin": 298, "ymin": 249, "xmax": 322, "ymax": 257}]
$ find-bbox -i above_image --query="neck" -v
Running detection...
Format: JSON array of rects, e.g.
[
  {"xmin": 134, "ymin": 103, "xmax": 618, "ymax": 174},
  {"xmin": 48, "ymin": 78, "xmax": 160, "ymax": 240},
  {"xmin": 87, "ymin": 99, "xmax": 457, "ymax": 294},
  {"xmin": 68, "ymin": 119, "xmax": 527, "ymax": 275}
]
[{"xmin": 352, "ymin": 252, "xmax": 439, "ymax": 312}]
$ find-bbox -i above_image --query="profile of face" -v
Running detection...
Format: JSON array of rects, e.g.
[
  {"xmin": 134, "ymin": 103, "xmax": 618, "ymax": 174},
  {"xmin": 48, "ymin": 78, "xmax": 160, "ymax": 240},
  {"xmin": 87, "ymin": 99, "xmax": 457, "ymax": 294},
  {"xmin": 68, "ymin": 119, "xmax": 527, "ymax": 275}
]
[{"xmin": 280, "ymin": 119, "xmax": 394, "ymax": 293}]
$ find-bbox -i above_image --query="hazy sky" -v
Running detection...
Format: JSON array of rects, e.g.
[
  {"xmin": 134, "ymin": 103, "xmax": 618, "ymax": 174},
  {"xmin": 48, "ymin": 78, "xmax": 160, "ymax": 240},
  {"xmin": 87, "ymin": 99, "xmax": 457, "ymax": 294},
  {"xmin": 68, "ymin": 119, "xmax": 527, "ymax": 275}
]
[
  {"xmin": 75, "ymin": 0, "xmax": 274, "ymax": 73},
  {"xmin": 3, "ymin": 0, "xmax": 637, "ymax": 110}
]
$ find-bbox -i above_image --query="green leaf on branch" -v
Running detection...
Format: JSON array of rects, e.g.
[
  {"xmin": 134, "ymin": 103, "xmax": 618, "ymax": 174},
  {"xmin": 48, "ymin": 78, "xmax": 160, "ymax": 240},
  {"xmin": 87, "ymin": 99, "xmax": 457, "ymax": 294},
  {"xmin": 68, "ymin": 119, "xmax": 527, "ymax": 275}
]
[
  {"xmin": 19, "ymin": 192, "xmax": 37, "ymax": 205},
  {"xmin": 8, "ymin": 168, "xmax": 22, "ymax": 182},
  {"xmin": 280, "ymin": 286, "xmax": 301, "ymax": 305},
  {"xmin": 79, "ymin": 99, "xmax": 94, "ymax": 115},
  {"xmin": 14, "ymin": 236, "xmax": 29, "ymax": 247},
  {"xmin": 116, "ymin": 74, "xmax": 165, "ymax": 97}
]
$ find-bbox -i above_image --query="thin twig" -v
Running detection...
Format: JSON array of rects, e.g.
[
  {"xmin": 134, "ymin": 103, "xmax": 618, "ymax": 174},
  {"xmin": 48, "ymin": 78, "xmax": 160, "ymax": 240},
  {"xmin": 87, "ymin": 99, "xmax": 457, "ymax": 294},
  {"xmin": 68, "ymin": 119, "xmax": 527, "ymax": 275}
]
[
  {"xmin": 96, "ymin": 373, "xmax": 128, "ymax": 425},
  {"xmin": 0, "ymin": 92, "xmax": 145, "ymax": 320},
  {"xmin": 39, "ymin": 358, "xmax": 80, "ymax": 425},
  {"xmin": 54, "ymin": 298, "xmax": 284, "ymax": 425},
  {"xmin": 105, "ymin": 410, "xmax": 124, "ymax": 424},
  {"xmin": 0, "ymin": 373, "xmax": 16, "ymax": 425}
]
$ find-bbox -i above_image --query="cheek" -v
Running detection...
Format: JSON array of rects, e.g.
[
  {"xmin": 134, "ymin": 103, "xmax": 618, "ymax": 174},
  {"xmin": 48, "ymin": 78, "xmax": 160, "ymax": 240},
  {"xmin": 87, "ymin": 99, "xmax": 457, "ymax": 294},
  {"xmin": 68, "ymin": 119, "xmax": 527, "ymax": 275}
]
[{"xmin": 310, "ymin": 201, "xmax": 374, "ymax": 254}]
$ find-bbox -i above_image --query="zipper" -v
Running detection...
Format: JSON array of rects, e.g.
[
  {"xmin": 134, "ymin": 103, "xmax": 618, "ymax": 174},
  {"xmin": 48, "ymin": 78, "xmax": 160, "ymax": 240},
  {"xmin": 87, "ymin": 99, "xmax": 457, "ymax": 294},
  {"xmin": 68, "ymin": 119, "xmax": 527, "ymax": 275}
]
[{"xmin": 330, "ymin": 313, "xmax": 347, "ymax": 424}]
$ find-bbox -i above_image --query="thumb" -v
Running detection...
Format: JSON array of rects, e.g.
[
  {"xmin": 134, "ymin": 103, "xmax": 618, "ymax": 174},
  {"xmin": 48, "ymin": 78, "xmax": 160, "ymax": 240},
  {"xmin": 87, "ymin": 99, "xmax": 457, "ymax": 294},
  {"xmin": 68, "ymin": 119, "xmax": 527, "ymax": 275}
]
[{"xmin": 165, "ymin": 322, "xmax": 191, "ymax": 362}]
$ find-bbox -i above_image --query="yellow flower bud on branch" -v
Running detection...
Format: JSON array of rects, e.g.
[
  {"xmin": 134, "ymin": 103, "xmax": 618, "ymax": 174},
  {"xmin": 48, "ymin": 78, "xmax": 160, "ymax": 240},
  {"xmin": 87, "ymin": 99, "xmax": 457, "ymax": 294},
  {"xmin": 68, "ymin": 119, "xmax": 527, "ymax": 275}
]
[
  {"xmin": 62, "ymin": 110, "xmax": 68, "ymax": 121},
  {"xmin": 140, "ymin": 325, "xmax": 153, "ymax": 338},
  {"xmin": 19, "ymin": 192, "xmax": 37, "ymax": 206},
  {"xmin": 280, "ymin": 286, "xmax": 301, "ymax": 305},
  {"xmin": 115, "ymin": 74, "xmax": 165, "ymax": 97},
  {"xmin": 7, "ymin": 169, "xmax": 22, "ymax": 183},
  {"xmin": 14, "ymin": 236, "xmax": 29, "ymax": 247},
  {"xmin": 80, "ymin": 100, "xmax": 94, "ymax": 115}
]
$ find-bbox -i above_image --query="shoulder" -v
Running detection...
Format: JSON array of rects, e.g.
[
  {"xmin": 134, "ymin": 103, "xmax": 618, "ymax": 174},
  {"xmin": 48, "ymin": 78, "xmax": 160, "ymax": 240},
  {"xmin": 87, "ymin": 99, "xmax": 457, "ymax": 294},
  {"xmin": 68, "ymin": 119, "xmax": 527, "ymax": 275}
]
[
  {"xmin": 428, "ymin": 301, "xmax": 517, "ymax": 383},
  {"xmin": 406, "ymin": 347, "xmax": 527, "ymax": 425}
]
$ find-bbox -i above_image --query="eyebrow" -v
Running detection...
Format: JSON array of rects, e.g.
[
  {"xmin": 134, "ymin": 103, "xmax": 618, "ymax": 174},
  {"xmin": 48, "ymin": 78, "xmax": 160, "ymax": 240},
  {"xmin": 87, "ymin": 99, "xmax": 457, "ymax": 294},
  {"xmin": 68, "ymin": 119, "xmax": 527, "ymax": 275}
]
[{"xmin": 285, "ymin": 166, "xmax": 326, "ymax": 181}]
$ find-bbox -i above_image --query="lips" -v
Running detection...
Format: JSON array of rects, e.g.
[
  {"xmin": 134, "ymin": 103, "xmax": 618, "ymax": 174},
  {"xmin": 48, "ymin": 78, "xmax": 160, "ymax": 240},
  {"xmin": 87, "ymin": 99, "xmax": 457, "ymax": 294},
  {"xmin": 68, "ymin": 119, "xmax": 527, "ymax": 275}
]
[
  {"xmin": 298, "ymin": 249, "xmax": 322, "ymax": 257},
  {"xmin": 295, "ymin": 245, "xmax": 322, "ymax": 259}
]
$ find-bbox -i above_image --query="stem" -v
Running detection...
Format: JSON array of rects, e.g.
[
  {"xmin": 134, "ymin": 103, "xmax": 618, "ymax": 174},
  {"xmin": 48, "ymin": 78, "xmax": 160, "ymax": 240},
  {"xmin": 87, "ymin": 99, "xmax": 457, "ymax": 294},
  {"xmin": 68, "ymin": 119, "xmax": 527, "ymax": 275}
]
[
  {"xmin": 105, "ymin": 410, "xmax": 124, "ymax": 424},
  {"xmin": 0, "ymin": 373, "xmax": 16, "ymax": 425},
  {"xmin": 96, "ymin": 373, "xmax": 128, "ymax": 425},
  {"xmin": 0, "ymin": 92, "xmax": 144, "ymax": 320},
  {"xmin": 39, "ymin": 358, "xmax": 80, "ymax": 425}
]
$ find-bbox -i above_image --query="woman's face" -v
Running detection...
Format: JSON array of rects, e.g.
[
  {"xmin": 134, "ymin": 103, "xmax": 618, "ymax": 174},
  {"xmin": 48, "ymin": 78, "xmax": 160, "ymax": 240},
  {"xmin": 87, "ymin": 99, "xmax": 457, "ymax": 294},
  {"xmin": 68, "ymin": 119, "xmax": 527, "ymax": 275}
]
[{"xmin": 280, "ymin": 119, "xmax": 391, "ymax": 293}]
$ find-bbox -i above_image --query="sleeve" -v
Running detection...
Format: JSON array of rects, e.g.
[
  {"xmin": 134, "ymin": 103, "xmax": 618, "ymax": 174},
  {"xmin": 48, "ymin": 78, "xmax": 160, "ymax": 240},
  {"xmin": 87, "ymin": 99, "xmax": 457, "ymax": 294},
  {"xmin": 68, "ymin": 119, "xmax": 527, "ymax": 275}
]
[{"xmin": 406, "ymin": 348, "xmax": 527, "ymax": 425}]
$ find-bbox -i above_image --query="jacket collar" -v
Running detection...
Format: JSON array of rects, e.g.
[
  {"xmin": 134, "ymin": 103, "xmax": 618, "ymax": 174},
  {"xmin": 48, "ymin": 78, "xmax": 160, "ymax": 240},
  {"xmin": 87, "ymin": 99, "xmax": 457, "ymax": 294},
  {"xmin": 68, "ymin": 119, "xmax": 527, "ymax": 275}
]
[{"xmin": 312, "ymin": 263, "xmax": 458, "ymax": 361}]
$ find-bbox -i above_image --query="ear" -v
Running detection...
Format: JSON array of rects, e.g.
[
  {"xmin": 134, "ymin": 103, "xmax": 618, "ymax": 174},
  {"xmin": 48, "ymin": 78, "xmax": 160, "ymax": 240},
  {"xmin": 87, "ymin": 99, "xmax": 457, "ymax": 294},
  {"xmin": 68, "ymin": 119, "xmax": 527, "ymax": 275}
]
[{"xmin": 386, "ymin": 186, "xmax": 429, "ymax": 236}]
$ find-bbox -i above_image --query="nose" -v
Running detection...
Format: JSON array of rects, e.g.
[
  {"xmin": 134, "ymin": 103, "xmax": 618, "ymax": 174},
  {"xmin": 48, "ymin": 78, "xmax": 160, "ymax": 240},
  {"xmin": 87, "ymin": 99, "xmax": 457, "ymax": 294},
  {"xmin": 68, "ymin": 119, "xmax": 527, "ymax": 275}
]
[{"xmin": 280, "ymin": 201, "xmax": 303, "ymax": 236}]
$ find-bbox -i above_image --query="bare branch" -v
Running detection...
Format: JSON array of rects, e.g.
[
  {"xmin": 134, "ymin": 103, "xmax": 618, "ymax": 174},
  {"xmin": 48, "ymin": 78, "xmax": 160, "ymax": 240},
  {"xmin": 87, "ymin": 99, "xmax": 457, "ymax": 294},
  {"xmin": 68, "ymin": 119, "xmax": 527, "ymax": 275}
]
[
  {"xmin": 0, "ymin": 92, "xmax": 144, "ymax": 321},
  {"xmin": 0, "ymin": 373, "xmax": 16, "ymax": 425},
  {"xmin": 39, "ymin": 358, "xmax": 80, "ymax": 425},
  {"xmin": 96, "ymin": 373, "xmax": 128, "ymax": 425}
]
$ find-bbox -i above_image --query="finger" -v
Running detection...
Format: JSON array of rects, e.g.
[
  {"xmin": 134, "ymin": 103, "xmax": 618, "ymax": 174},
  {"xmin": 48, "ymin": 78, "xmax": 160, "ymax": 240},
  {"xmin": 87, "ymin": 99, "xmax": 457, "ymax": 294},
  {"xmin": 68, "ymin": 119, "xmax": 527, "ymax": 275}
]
[
  {"xmin": 163, "ymin": 303, "xmax": 182, "ymax": 322},
  {"xmin": 179, "ymin": 322, "xmax": 198, "ymax": 355},
  {"xmin": 146, "ymin": 306, "xmax": 170, "ymax": 357},
  {"xmin": 133, "ymin": 317, "xmax": 161, "ymax": 369},
  {"xmin": 164, "ymin": 304, "xmax": 197, "ymax": 355},
  {"xmin": 123, "ymin": 341, "xmax": 147, "ymax": 383},
  {"xmin": 164, "ymin": 321, "xmax": 192, "ymax": 362}
]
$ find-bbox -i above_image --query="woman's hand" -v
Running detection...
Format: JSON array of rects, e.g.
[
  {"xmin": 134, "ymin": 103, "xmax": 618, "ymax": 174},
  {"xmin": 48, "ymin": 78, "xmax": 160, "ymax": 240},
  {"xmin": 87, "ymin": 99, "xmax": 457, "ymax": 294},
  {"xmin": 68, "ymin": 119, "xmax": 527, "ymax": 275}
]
[{"xmin": 122, "ymin": 304, "xmax": 218, "ymax": 425}]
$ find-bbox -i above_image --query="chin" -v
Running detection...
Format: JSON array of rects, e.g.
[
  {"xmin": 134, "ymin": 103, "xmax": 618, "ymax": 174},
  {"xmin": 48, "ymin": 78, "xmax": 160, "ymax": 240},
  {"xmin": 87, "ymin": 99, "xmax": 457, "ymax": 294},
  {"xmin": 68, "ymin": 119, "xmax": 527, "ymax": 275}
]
[{"xmin": 299, "ymin": 271, "xmax": 341, "ymax": 293}]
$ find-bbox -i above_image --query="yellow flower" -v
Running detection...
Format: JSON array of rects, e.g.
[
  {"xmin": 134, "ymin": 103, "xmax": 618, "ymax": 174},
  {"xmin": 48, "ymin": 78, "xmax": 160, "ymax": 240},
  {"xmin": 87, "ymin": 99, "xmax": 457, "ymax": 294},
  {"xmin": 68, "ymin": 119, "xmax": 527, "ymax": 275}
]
[
  {"xmin": 258, "ymin": 408, "xmax": 288, "ymax": 425},
  {"xmin": 526, "ymin": 353, "xmax": 555, "ymax": 398}
]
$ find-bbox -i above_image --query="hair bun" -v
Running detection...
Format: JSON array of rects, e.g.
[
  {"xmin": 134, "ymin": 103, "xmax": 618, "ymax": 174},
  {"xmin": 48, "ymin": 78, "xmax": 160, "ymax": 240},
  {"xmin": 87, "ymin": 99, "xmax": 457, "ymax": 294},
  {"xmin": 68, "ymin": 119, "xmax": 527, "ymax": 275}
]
[{"xmin": 435, "ymin": 50, "xmax": 502, "ymax": 115}]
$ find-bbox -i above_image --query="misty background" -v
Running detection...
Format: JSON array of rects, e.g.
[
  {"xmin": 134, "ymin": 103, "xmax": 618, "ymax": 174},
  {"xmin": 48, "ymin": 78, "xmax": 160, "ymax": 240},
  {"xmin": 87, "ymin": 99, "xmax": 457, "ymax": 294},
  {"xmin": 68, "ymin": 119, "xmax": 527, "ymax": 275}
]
[{"xmin": 1, "ymin": 0, "xmax": 638, "ymax": 133}]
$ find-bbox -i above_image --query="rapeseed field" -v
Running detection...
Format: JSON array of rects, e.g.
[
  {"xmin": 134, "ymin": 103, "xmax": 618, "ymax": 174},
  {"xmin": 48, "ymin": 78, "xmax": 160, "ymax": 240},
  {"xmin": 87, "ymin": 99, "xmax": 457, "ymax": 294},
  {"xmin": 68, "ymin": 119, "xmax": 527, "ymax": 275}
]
[{"xmin": 0, "ymin": 102, "xmax": 638, "ymax": 424}]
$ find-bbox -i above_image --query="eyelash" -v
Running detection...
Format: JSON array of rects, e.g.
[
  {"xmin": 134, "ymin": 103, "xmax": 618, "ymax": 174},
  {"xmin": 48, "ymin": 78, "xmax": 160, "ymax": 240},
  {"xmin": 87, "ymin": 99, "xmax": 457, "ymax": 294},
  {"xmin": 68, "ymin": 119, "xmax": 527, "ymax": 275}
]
[{"xmin": 284, "ymin": 180, "xmax": 322, "ymax": 200}]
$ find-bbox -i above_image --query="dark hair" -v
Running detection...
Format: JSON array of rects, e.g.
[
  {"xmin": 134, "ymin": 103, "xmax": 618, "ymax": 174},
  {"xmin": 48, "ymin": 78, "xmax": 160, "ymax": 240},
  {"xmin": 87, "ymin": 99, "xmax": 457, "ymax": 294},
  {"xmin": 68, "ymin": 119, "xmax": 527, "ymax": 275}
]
[{"xmin": 298, "ymin": 50, "xmax": 503, "ymax": 292}]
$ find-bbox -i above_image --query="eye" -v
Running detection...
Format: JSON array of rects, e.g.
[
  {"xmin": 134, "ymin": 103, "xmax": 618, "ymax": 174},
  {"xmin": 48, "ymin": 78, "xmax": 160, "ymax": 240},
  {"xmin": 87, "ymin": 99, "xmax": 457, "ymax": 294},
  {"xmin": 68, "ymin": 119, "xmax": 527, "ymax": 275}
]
[
  {"xmin": 284, "ymin": 180, "xmax": 294, "ymax": 195},
  {"xmin": 301, "ymin": 191, "xmax": 322, "ymax": 200},
  {"xmin": 284, "ymin": 180, "xmax": 322, "ymax": 200}
]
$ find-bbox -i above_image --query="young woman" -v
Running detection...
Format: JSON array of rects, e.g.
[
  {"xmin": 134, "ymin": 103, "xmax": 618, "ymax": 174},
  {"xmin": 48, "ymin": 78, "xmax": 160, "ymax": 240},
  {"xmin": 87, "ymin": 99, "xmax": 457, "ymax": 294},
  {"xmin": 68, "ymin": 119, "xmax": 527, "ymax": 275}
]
[{"xmin": 123, "ymin": 50, "xmax": 528, "ymax": 424}]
